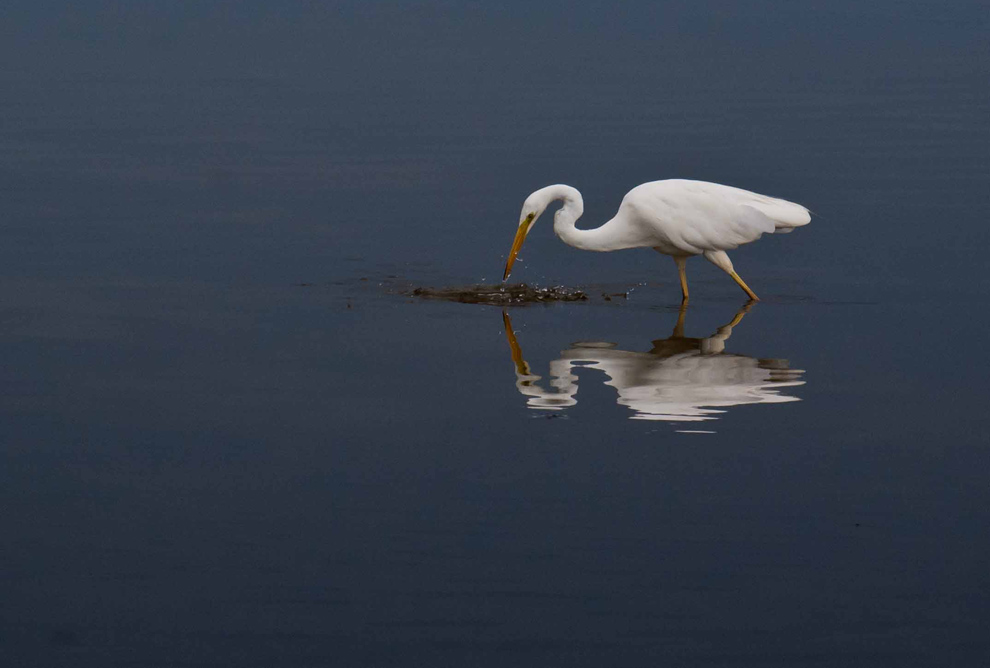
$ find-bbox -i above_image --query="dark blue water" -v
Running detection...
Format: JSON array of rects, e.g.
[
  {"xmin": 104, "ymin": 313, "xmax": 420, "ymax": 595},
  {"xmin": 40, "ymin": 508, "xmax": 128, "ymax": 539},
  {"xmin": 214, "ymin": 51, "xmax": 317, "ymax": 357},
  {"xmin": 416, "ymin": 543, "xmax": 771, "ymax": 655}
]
[{"xmin": 3, "ymin": 2, "xmax": 990, "ymax": 666}]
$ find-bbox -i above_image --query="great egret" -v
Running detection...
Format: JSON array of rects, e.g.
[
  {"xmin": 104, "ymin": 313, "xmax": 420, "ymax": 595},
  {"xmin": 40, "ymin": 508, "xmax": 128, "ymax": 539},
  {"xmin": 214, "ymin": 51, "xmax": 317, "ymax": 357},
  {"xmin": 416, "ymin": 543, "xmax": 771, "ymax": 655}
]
[{"xmin": 502, "ymin": 180, "xmax": 811, "ymax": 301}]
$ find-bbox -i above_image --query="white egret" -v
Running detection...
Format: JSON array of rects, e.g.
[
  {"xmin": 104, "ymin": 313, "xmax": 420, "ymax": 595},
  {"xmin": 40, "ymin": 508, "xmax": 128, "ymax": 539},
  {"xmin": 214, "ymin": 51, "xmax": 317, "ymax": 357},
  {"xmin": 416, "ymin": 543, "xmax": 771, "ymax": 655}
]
[{"xmin": 502, "ymin": 180, "xmax": 811, "ymax": 301}]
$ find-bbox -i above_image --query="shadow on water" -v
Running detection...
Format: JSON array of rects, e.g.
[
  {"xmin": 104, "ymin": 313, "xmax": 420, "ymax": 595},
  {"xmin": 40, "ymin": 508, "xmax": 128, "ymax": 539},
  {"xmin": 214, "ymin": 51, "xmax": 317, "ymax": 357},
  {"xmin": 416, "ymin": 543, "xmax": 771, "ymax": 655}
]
[{"xmin": 503, "ymin": 303, "xmax": 805, "ymax": 426}]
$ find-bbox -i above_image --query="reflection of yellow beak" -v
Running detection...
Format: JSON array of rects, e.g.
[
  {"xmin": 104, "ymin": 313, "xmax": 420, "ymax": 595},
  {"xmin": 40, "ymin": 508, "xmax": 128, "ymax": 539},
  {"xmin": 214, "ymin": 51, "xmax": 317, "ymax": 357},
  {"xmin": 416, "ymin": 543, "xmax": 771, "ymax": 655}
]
[
  {"xmin": 502, "ymin": 311, "xmax": 531, "ymax": 375},
  {"xmin": 503, "ymin": 214, "xmax": 535, "ymax": 281}
]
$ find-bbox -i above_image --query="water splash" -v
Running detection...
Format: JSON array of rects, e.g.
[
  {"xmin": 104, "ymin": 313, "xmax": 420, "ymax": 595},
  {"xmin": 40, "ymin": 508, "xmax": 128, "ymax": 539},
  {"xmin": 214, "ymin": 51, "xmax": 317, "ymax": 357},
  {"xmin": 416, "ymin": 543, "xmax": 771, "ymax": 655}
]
[{"xmin": 407, "ymin": 283, "xmax": 589, "ymax": 306}]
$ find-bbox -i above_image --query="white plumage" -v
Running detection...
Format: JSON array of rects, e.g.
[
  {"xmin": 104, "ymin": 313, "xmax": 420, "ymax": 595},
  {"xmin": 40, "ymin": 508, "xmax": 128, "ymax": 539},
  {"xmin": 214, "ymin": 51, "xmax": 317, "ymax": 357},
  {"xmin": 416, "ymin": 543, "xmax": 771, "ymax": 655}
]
[{"xmin": 502, "ymin": 179, "xmax": 811, "ymax": 301}]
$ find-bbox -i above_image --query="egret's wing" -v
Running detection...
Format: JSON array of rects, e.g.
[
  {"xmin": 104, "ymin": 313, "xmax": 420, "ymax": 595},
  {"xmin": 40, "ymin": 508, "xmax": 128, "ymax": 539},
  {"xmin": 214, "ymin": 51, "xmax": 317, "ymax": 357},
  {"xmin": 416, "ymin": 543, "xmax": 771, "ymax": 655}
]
[
  {"xmin": 677, "ymin": 198, "xmax": 777, "ymax": 252},
  {"xmin": 623, "ymin": 180, "xmax": 809, "ymax": 254}
]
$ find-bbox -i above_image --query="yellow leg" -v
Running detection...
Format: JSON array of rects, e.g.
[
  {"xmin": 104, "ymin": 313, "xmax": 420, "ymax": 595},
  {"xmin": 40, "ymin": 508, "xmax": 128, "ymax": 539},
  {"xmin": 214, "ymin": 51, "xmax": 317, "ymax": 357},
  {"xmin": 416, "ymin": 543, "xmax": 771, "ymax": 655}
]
[
  {"xmin": 702, "ymin": 250, "xmax": 760, "ymax": 302},
  {"xmin": 728, "ymin": 270, "xmax": 759, "ymax": 301},
  {"xmin": 674, "ymin": 256, "xmax": 689, "ymax": 302}
]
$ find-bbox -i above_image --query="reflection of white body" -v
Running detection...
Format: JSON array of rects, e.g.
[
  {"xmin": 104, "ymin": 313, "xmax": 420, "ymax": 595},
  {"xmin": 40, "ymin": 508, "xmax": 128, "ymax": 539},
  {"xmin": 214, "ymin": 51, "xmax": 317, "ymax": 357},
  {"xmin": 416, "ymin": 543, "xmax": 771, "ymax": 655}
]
[{"xmin": 505, "ymin": 307, "xmax": 804, "ymax": 422}]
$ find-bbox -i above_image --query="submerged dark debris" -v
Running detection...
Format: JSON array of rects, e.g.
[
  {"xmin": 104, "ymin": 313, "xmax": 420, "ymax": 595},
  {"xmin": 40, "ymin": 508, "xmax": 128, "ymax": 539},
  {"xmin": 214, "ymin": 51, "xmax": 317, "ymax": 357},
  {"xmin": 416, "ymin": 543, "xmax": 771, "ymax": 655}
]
[{"xmin": 407, "ymin": 283, "xmax": 589, "ymax": 305}]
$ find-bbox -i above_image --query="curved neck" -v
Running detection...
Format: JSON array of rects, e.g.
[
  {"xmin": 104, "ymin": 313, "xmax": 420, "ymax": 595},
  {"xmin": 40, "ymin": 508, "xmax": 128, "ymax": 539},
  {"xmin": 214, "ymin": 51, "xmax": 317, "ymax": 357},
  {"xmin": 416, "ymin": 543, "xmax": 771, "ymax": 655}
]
[
  {"xmin": 540, "ymin": 185, "xmax": 624, "ymax": 252},
  {"xmin": 541, "ymin": 185, "xmax": 593, "ymax": 250}
]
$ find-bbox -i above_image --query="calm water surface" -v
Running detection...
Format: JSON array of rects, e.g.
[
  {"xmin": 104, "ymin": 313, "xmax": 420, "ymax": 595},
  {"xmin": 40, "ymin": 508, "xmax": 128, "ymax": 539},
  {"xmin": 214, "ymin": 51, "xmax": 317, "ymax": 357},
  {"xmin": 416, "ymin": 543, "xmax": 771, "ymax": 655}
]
[{"xmin": 2, "ymin": 2, "xmax": 989, "ymax": 666}]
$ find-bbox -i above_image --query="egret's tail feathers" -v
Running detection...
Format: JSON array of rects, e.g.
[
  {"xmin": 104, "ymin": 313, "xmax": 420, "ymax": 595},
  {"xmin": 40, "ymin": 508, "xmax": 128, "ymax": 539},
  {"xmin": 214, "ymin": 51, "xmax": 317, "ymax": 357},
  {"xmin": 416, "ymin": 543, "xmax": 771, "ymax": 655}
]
[{"xmin": 742, "ymin": 199, "xmax": 811, "ymax": 231}]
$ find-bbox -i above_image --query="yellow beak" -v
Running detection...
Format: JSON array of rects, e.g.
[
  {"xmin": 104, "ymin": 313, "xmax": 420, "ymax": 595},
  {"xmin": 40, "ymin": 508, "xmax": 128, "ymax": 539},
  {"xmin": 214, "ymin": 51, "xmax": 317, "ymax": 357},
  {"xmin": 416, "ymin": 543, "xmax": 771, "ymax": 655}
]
[{"xmin": 503, "ymin": 214, "xmax": 535, "ymax": 281}]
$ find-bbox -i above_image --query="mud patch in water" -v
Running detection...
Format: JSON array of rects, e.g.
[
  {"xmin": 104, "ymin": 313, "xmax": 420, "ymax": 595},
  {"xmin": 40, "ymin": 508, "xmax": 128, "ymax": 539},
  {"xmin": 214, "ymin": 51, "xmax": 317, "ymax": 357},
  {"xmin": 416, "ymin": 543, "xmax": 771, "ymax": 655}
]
[{"xmin": 406, "ymin": 283, "xmax": 589, "ymax": 306}]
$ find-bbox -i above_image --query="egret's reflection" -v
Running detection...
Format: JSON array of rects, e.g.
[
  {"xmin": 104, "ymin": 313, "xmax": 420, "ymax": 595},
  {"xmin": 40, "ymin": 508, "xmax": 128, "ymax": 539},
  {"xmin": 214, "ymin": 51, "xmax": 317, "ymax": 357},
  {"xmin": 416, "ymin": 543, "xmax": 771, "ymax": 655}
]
[{"xmin": 503, "ymin": 304, "xmax": 804, "ymax": 423}]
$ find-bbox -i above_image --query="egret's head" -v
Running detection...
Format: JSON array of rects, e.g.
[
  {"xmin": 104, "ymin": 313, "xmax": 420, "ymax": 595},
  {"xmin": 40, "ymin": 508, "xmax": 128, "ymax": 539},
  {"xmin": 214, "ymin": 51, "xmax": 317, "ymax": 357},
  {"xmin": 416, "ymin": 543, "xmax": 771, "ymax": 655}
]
[{"xmin": 502, "ymin": 190, "xmax": 553, "ymax": 281}]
